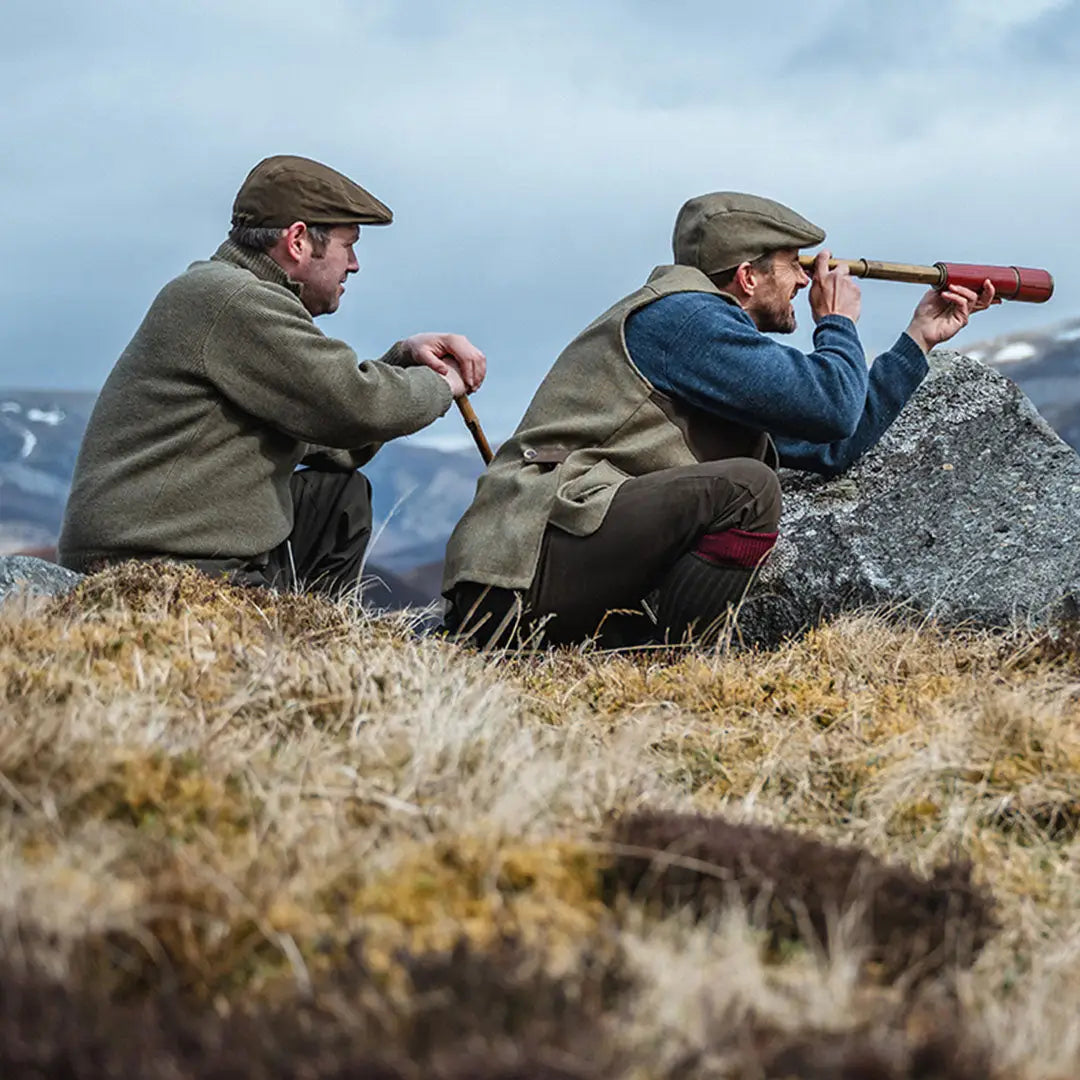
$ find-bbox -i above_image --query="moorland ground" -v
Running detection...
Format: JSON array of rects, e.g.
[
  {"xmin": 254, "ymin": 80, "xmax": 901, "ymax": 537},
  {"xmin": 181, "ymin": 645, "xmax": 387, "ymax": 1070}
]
[{"xmin": 0, "ymin": 562, "xmax": 1078, "ymax": 1078}]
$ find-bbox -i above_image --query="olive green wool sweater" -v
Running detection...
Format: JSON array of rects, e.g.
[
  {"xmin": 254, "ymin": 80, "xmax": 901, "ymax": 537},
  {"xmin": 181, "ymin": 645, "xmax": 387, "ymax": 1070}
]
[{"xmin": 59, "ymin": 241, "xmax": 452, "ymax": 570}]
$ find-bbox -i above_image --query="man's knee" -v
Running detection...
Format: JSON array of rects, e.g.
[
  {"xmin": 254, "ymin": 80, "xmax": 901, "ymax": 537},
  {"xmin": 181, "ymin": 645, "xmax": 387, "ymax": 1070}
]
[
  {"xmin": 292, "ymin": 466, "xmax": 371, "ymax": 507},
  {"xmin": 700, "ymin": 458, "xmax": 781, "ymax": 533}
]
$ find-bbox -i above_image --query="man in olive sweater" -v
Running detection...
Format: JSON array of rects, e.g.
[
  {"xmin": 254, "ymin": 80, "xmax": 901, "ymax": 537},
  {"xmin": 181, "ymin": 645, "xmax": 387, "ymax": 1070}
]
[
  {"xmin": 443, "ymin": 192, "xmax": 994, "ymax": 646},
  {"xmin": 60, "ymin": 155, "xmax": 485, "ymax": 595}
]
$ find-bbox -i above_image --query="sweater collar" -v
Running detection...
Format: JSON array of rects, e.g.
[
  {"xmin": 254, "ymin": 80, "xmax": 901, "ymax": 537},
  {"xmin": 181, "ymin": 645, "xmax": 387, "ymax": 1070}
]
[{"xmin": 211, "ymin": 239, "xmax": 304, "ymax": 298}]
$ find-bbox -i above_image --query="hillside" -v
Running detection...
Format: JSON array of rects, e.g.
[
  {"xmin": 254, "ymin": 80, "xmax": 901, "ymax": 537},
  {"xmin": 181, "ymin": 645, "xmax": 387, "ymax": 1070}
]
[{"xmin": 1, "ymin": 562, "xmax": 1078, "ymax": 1077}]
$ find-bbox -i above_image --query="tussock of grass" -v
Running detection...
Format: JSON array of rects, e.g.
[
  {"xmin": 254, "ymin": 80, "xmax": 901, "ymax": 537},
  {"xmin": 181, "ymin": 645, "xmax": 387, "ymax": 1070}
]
[
  {"xmin": 0, "ymin": 562, "xmax": 1078, "ymax": 1076},
  {"xmin": 0, "ymin": 937, "xmax": 628, "ymax": 1079},
  {"xmin": 603, "ymin": 812, "xmax": 997, "ymax": 983}
]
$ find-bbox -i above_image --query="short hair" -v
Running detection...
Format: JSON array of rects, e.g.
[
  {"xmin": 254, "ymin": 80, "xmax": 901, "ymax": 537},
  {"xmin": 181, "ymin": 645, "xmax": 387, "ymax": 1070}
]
[
  {"xmin": 228, "ymin": 222, "xmax": 333, "ymax": 255},
  {"xmin": 709, "ymin": 249, "xmax": 778, "ymax": 290}
]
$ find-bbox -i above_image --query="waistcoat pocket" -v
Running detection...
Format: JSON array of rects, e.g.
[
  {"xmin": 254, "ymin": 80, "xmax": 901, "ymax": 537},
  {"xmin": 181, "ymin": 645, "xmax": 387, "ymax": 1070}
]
[{"xmin": 556, "ymin": 458, "xmax": 629, "ymax": 504}]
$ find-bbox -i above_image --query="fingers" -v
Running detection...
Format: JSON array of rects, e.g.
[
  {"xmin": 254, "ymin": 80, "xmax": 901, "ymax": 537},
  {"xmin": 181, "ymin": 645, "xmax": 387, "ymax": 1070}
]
[
  {"xmin": 940, "ymin": 286, "xmax": 974, "ymax": 306},
  {"xmin": 944, "ymin": 280, "xmax": 998, "ymax": 313},
  {"xmin": 938, "ymin": 289, "xmax": 974, "ymax": 328},
  {"xmin": 812, "ymin": 250, "xmax": 851, "ymax": 280},
  {"xmin": 415, "ymin": 343, "xmax": 451, "ymax": 376},
  {"xmin": 439, "ymin": 364, "xmax": 467, "ymax": 399},
  {"xmin": 438, "ymin": 333, "xmax": 487, "ymax": 392},
  {"xmin": 808, "ymin": 250, "xmax": 860, "ymax": 323},
  {"xmin": 404, "ymin": 332, "xmax": 486, "ymax": 392},
  {"xmin": 974, "ymin": 278, "xmax": 998, "ymax": 310}
]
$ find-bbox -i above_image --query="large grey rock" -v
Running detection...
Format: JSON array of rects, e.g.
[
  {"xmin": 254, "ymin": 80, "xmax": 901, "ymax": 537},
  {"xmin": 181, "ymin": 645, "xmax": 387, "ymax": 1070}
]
[
  {"xmin": 737, "ymin": 352, "xmax": 1080, "ymax": 645},
  {"xmin": 0, "ymin": 556, "xmax": 82, "ymax": 605}
]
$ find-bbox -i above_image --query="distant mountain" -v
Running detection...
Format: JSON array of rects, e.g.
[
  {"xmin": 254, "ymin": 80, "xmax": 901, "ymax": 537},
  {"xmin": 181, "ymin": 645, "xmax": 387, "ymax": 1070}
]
[
  {"xmin": 0, "ymin": 388, "xmax": 484, "ymax": 608},
  {"xmin": 962, "ymin": 316, "xmax": 1080, "ymax": 450},
  {"xmin": 0, "ymin": 391, "xmax": 97, "ymax": 552},
  {"xmin": 361, "ymin": 442, "xmax": 483, "ymax": 561}
]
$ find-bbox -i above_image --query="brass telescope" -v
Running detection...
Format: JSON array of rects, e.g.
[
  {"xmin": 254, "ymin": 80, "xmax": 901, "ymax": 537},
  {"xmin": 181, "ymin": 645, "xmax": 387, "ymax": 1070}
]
[{"xmin": 796, "ymin": 255, "xmax": 1054, "ymax": 304}]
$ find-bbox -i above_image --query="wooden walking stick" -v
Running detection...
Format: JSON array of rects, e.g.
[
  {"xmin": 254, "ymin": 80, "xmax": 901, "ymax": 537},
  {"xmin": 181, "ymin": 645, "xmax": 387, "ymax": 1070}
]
[
  {"xmin": 797, "ymin": 255, "xmax": 1054, "ymax": 303},
  {"xmin": 456, "ymin": 396, "xmax": 494, "ymax": 465}
]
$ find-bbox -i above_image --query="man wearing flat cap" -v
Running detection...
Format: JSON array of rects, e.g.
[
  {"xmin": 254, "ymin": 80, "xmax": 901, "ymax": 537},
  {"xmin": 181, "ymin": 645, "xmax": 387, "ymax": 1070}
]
[
  {"xmin": 442, "ymin": 191, "xmax": 993, "ymax": 646},
  {"xmin": 60, "ymin": 155, "xmax": 485, "ymax": 595}
]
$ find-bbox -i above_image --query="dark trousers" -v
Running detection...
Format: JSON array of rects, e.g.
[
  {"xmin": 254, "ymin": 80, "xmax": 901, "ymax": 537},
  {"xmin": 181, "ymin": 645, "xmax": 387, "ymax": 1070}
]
[
  {"xmin": 187, "ymin": 469, "xmax": 373, "ymax": 597},
  {"xmin": 447, "ymin": 458, "xmax": 780, "ymax": 646}
]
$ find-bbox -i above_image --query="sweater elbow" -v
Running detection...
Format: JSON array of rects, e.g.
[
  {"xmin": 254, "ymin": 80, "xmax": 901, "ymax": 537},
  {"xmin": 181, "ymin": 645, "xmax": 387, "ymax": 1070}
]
[
  {"xmin": 815, "ymin": 456, "xmax": 852, "ymax": 479},
  {"xmin": 836, "ymin": 410, "xmax": 862, "ymax": 440},
  {"xmin": 806, "ymin": 407, "xmax": 860, "ymax": 443}
]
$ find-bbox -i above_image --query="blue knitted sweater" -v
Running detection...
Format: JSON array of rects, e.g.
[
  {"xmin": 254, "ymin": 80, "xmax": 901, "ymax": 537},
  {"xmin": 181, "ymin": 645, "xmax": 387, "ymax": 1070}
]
[{"xmin": 625, "ymin": 292, "xmax": 928, "ymax": 476}]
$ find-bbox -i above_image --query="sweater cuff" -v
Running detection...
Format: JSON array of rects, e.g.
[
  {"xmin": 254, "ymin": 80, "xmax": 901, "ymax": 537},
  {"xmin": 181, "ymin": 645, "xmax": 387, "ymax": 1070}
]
[
  {"xmin": 813, "ymin": 314, "xmax": 864, "ymax": 360},
  {"xmin": 816, "ymin": 314, "xmax": 858, "ymax": 333},
  {"xmin": 890, "ymin": 333, "xmax": 931, "ymax": 379},
  {"xmin": 378, "ymin": 340, "xmax": 411, "ymax": 368},
  {"xmin": 413, "ymin": 365, "xmax": 455, "ymax": 417}
]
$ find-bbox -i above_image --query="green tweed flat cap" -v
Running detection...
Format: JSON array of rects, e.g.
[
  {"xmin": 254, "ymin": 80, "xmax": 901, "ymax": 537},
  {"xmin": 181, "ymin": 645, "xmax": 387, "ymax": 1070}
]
[
  {"xmin": 672, "ymin": 192, "xmax": 825, "ymax": 274},
  {"xmin": 231, "ymin": 155, "xmax": 393, "ymax": 229}
]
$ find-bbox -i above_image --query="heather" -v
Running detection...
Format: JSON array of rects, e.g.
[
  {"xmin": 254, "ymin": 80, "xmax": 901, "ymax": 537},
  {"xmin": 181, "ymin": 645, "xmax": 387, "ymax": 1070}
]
[{"xmin": 1, "ymin": 563, "xmax": 1078, "ymax": 1078}]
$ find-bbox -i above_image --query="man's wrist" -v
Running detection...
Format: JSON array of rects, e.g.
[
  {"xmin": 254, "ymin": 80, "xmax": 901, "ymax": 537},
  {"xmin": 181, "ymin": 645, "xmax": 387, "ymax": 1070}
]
[
  {"xmin": 904, "ymin": 325, "xmax": 931, "ymax": 355},
  {"xmin": 814, "ymin": 311, "xmax": 857, "ymax": 327}
]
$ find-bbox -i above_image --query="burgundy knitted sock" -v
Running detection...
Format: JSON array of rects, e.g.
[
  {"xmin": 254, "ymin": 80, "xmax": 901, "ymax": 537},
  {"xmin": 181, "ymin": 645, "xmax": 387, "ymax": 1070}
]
[{"xmin": 654, "ymin": 528, "xmax": 778, "ymax": 644}]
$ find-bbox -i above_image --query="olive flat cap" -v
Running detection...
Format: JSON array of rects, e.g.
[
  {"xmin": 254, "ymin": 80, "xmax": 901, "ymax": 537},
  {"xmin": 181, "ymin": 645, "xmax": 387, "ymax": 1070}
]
[
  {"xmin": 231, "ymin": 154, "xmax": 393, "ymax": 229},
  {"xmin": 672, "ymin": 192, "xmax": 824, "ymax": 275}
]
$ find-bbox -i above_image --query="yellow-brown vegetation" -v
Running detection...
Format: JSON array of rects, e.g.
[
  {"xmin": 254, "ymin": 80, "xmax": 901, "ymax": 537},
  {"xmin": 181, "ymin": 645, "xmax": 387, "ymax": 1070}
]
[{"xmin": 1, "ymin": 562, "xmax": 1078, "ymax": 1077}]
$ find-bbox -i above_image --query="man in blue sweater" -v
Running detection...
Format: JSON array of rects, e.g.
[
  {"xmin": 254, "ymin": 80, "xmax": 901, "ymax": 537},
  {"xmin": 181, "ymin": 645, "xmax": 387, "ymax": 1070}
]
[{"xmin": 443, "ymin": 192, "xmax": 994, "ymax": 646}]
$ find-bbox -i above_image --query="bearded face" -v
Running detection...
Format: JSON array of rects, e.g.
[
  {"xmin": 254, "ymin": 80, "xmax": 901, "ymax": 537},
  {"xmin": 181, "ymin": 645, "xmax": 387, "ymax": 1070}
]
[
  {"xmin": 752, "ymin": 288, "xmax": 799, "ymax": 333},
  {"xmin": 744, "ymin": 249, "xmax": 808, "ymax": 334}
]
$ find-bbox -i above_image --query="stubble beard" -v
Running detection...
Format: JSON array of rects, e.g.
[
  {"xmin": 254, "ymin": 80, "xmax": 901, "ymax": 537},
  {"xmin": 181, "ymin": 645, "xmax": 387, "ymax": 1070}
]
[
  {"xmin": 755, "ymin": 301, "xmax": 798, "ymax": 335},
  {"xmin": 302, "ymin": 277, "xmax": 343, "ymax": 318}
]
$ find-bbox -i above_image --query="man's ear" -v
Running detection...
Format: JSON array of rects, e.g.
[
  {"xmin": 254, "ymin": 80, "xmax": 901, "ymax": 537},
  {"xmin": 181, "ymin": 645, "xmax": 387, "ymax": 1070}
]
[
  {"xmin": 732, "ymin": 261, "xmax": 757, "ymax": 297},
  {"xmin": 281, "ymin": 221, "xmax": 309, "ymax": 263}
]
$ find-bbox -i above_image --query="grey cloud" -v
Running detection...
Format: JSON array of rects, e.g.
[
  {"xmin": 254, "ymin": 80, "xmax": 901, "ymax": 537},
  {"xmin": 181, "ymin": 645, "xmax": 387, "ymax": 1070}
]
[
  {"xmin": 1, "ymin": 0, "xmax": 1076, "ymax": 436},
  {"xmin": 1014, "ymin": 0, "xmax": 1080, "ymax": 62}
]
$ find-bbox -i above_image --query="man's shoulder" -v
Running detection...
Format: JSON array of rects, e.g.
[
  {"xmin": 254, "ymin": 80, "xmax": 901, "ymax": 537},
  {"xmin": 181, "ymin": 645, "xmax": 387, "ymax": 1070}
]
[
  {"xmin": 634, "ymin": 289, "xmax": 751, "ymax": 333},
  {"xmin": 155, "ymin": 254, "xmax": 250, "ymax": 300},
  {"xmin": 157, "ymin": 255, "xmax": 300, "ymax": 314}
]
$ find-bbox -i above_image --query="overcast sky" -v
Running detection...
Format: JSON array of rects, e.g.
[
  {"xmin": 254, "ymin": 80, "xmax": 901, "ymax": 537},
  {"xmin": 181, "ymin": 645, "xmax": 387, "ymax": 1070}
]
[{"xmin": 2, "ymin": 0, "xmax": 1078, "ymax": 444}]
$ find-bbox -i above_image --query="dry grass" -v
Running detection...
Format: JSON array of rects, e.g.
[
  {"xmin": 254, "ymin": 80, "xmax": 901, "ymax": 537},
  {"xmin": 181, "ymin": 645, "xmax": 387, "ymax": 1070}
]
[{"xmin": 1, "ymin": 562, "xmax": 1078, "ymax": 1077}]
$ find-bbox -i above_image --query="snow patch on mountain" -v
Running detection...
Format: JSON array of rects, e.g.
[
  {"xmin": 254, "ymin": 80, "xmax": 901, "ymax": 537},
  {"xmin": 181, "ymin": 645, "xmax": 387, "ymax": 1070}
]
[
  {"xmin": 27, "ymin": 408, "xmax": 65, "ymax": 425},
  {"xmin": 992, "ymin": 341, "xmax": 1037, "ymax": 364}
]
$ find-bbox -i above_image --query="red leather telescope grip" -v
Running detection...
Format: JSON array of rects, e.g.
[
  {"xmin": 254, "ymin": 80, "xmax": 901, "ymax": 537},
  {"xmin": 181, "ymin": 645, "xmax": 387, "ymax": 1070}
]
[{"xmin": 937, "ymin": 263, "xmax": 1055, "ymax": 303}]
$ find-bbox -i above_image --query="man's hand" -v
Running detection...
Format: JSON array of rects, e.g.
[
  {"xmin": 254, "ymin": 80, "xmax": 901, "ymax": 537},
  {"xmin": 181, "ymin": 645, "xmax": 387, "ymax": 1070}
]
[
  {"xmin": 401, "ymin": 332, "xmax": 486, "ymax": 394},
  {"xmin": 437, "ymin": 359, "xmax": 468, "ymax": 399},
  {"xmin": 904, "ymin": 279, "xmax": 997, "ymax": 354},
  {"xmin": 809, "ymin": 250, "xmax": 862, "ymax": 324}
]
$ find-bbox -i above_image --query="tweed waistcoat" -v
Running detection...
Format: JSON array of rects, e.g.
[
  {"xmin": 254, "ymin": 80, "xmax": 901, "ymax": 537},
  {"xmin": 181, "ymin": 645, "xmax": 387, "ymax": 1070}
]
[{"xmin": 442, "ymin": 264, "xmax": 776, "ymax": 593}]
